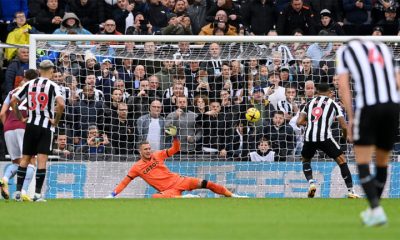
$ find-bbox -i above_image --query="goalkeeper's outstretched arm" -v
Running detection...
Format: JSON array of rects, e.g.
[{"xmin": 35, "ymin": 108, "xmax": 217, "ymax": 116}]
[
  {"xmin": 108, "ymin": 175, "xmax": 135, "ymax": 198},
  {"xmin": 166, "ymin": 136, "xmax": 181, "ymax": 157}
]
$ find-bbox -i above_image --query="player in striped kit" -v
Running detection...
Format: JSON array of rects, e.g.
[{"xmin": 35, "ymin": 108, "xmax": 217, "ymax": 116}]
[
  {"xmin": 10, "ymin": 60, "xmax": 65, "ymax": 202},
  {"xmin": 297, "ymin": 83, "xmax": 359, "ymax": 199}
]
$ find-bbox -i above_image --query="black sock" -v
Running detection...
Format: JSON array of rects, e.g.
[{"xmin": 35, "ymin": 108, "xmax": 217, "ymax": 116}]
[
  {"xmin": 16, "ymin": 167, "xmax": 27, "ymax": 192},
  {"xmin": 357, "ymin": 164, "xmax": 379, "ymax": 209},
  {"xmin": 375, "ymin": 166, "xmax": 387, "ymax": 199},
  {"xmin": 302, "ymin": 161, "xmax": 313, "ymax": 182},
  {"xmin": 35, "ymin": 169, "xmax": 46, "ymax": 194},
  {"xmin": 339, "ymin": 163, "xmax": 353, "ymax": 189}
]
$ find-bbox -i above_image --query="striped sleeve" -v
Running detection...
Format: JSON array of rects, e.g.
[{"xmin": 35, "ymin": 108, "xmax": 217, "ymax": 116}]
[
  {"xmin": 333, "ymin": 101, "xmax": 344, "ymax": 118},
  {"xmin": 13, "ymin": 81, "xmax": 30, "ymax": 101},
  {"xmin": 335, "ymin": 46, "xmax": 349, "ymax": 75}
]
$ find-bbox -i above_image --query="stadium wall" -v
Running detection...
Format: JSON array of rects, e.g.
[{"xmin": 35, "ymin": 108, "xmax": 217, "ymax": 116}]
[{"xmin": 1, "ymin": 162, "xmax": 399, "ymax": 199}]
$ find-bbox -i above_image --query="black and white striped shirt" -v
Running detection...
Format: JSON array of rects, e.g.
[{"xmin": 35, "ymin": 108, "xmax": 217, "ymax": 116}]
[
  {"xmin": 276, "ymin": 100, "xmax": 293, "ymax": 114},
  {"xmin": 336, "ymin": 40, "xmax": 399, "ymax": 109},
  {"xmin": 301, "ymin": 96, "xmax": 343, "ymax": 142},
  {"xmin": 13, "ymin": 77, "xmax": 63, "ymax": 132}
]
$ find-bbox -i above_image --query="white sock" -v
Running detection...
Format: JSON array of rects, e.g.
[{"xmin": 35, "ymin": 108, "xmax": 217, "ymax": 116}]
[
  {"xmin": 22, "ymin": 164, "xmax": 36, "ymax": 193},
  {"xmin": 308, "ymin": 179, "xmax": 315, "ymax": 184},
  {"xmin": 3, "ymin": 163, "xmax": 19, "ymax": 181}
]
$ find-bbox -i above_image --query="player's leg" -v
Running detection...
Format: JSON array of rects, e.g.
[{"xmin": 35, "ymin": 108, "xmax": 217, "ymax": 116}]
[
  {"xmin": 374, "ymin": 148, "xmax": 390, "ymax": 199},
  {"xmin": 301, "ymin": 142, "xmax": 317, "ymax": 198},
  {"xmin": 196, "ymin": 179, "xmax": 247, "ymax": 198},
  {"xmin": 21, "ymin": 158, "xmax": 36, "ymax": 202},
  {"xmin": 152, "ymin": 189, "xmax": 181, "ymax": 198}
]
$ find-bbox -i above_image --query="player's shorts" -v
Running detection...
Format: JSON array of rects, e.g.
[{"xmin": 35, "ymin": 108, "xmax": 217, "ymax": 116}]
[
  {"xmin": 301, "ymin": 138, "xmax": 343, "ymax": 159},
  {"xmin": 23, "ymin": 124, "xmax": 53, "ymax": 155},
  {"xmin": 353, "ymin": 103, "xmax": 400, "ymax": 150},
  {"xmin": 4, "ymin": 128, "xmax": 25, "ymax": 160},
  {"xmin": 153, "ymin": 177, "xmax": 201, "ymax": 198}
]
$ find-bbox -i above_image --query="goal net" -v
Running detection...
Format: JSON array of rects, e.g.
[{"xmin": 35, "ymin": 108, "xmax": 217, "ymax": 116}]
[{"xmin": 4, "ymin": 35, "xmax": 398, "ymax": 199}]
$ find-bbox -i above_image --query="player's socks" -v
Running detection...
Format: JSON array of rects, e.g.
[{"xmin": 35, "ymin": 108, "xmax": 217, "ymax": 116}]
[
  {"xmin": 357, "ymin": 164, "xmax": 379, "ymax": 208},
  {"xmin": 35, "ymin": 169, "xmax": 46, "ymax": 194},
  {"xmin": 22, "ymin": 164, "xmax": 36, "ymax": 193},
  {"xmin": 375, "ymin": 166, "xmax": 387, "ymax": 199},
  {"xmin": 16, "ymin": 166, "xmax": 27, "ymax": 192},
  {"xmin": 206, "ymin": 181, "xmax": 232, "ymax": 197},
  {"xmin": 302, "ymin": 161, "xmax": 313, "ymax": 182},
  {"xmin": 339, "ymin": 162, "xmax": 354, "ymax": 189},
  {"xmin": 4, "ymin": 163, "xmax": 19, "ymax": 181}
]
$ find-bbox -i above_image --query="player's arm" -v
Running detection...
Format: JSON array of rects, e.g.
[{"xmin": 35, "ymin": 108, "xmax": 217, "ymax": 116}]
[
  {"xmin": 337, "ymin": 116, "xmax": 347, "ymax": 140},
  {"xmin": 107, "ymin": 175, "xmax": 134, "ymax": 198},
  {"xmin": 296, "ymin": 112, "xmax": 307, "ymax": 127},
  {"xmin": 165, "ymin": 125, "xmax": 180, "ymax": 157},
  {"xmin": 396, "ymin": 68, "xmax": 400, "ymax": 91},
  {"xmin": 51, "ymin": 96, "xmax": 65, "ymax": 126},
  {"xmin": 10, "ymin": 96, "xmax": 25, "ymax": 122},
  {"xmin": 0, "ymin": 95, "xmax": 10, "ymax": 124},
  {"xmin": 337, "ymin": 73, "xmax": 353, "ymax": 121}
]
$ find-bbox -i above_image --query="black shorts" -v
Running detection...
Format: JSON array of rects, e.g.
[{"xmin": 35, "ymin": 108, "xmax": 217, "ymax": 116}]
[
  {"xmin": 354, "ymin": 103, "xmax": 400, "ymax": 150},
  {"xmin": 23, "ymin": 124, "xmax": 53, "ymax": 155},
  {"xmin": 301, "ymin": 138, "xmax": 343, "ymax": 159}
]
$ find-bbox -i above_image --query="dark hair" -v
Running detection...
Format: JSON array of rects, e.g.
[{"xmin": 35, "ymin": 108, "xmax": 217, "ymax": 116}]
[
  {"xmin": 274, "ymin": 110, "xmax": 285, "ymax": 116},
  {"xmin": 139, "ymin": 140, "xmax": 150, "ymax": 148},
  {"xmin": 25, "ymin": 69, "xmax": 39, "ymax": 80},
  {"xmin": 316, "ymin": 83, "xmax": 331, "ymax": 93}
]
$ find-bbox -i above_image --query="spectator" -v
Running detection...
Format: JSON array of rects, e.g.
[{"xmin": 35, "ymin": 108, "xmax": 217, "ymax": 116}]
[
  {"xmin": 0, "ymin": 0, "xmax": 28, "ymax": 41},
  {"xmin": 371, "ymin": 0, "xmax": 398, "ymax": 24},
  {"xmin": 163, "ymin": 72, "xmax": 191, "ymax": 99},
  {"xmin": 317, "ymin": 9, "xmax": 345, "ymax": 35},
  {"xmin": 276, "ymin": 84, "xmax": 299, "ymax": 121},
  {"xmin": 34, "ymin": 0, "xmax": 65, "ymax": 33},
  {"xmin": 199, "ymin": 10, "xmax": 237, "ymax": 35},
  {"xmin": 206, "ymin": 0, "xmax": 242, "ymax": 30},
  {"xmin": 161, "ymin": 14, "xmax": 193, "ymax": 35},
  {"xmin": 96, "ymin": 59, "xmax": 116, "ymax": 102},
  {"xmin": 125, "ymin": 12, "xmax": 153, "ymax": 35},
  {"xmin": 300, "ymin": 80, "xmax": 315, "ymax": 107},
  {"xmin": 263, "ymin": 71, "xmax": 286, "ymax": 110},
  {"xmin": 200, "ymin": 43, "xmax": 223, "ymax": 78},
  {"xmin": 144, "ymin": 0, "xmax": 170, "ymax": 33},
  {"xmin": 127, "ymin": 79, "xmax": 157, "ymax": 121},
  {"xmin": 113, "ymin": 79, "xmax": 130, "ymax": 101},
  {"xmin": 376, "ymin": 7, "xmax": 400, "ymax": 35},
  {"xmin": 306, "ymin": 31, "xmax": 333, "ymax": 68},
  {"xmin": 67, "ymin": 0, "xmax": 105, "ymax": 34},
  {"xmin": 295, "ymin": 57, "xmax": 320, "ymax": 95},
  {"xmin": 99, "ymin": 19, "xmax": 122, "ymax": 36},
  {"xmin": 371, "ymin": 25, "xmax": 384, "ymax": 35},
  {"xmin": 4, "ymin": 48, "xmax": 29, "ymax": 94},
  {"xmin": 187, "ymin": 0, "xmax": 207, "ymax": 34},
  {"xmin": 79, "ymin": 51, "xmax": 101, "ymax": 86},
  {"xmin": 5, "ymin": 12, "xmax": 39, "ymax": 61},
  {"xmin": 148, "ymin": 75, "xmax": 164, "ymax": 99},
  {"xmin": 77, "ymin": 74, "xmax": 104, "ymax": 101},
  {"xmin": 249, "ymin": 137, "xmax": 276, "ymax": 162},
  {"xmin": 112, "ymin": 0, "xmax": 137, "ymax": 34},
  {"xmin": 192, "ymin": 69, "xmax": 211, "ymax": 98},
  {"xmin": 184, "ymin": 60, "xmax": 200, "ymax": 92},
  {"xmin": 279, "ymin": 65, "xmax": 293, "ymax": 86},
  {"xmin": 52, "ymin": 133, "xmax": 74, "ymax": 158},
  {"xmin": 154, "ymin": 60, "xmax": 176, "ymax": 91},
  {"xmin": 28, "ymin": 0, "xmax": 67, "ymax": 18},
  {"xmin": 116, "ymin": 58, "xmax": 135, "ymax": 94},
  {"xmin": 241, "ymin": 0, "xmax": 275, "ymax": 35},
  {"xmin": 308, "ymin": 0, "xmax": 344, "ymax": 24},
  {"xmin": 165, "ymin": 96, "xmax": 199, "ymax": 153},
  {"xmin": 53, "ymin": 12, "xmax": 92, "ymax": 41},
  {"xmin": 76, "ymin": 125, "xmax": 112, "ymax": 154},
  {"xmin": 56, "ymin": 51, "xmax": 80, "ymax": 76},
  {"xmin": 343, "ymin": 0, "xmax": 372, "ymax": 33},
  {"xmin": 277, "ymin": 0, "xmax": 317, "ymax": 35},
  {"xmin": 136, "ymin": 99, "xmax": 168, "ymax": 151},
  {"xmin": 264, "ymin": 110, "xmax": 295, "ymax": 161},
  {"xmin": 190, "ymin": 95, "xmax": 209, "ymax": 114},
  {"xmin": 110, "ymin": 102, "xmax": 135, "ymax": 155}
]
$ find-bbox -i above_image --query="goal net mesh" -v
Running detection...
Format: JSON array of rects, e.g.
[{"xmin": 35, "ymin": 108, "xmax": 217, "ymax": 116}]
[{"xmin": 13, "ymin": 36, "xmax": 399, "ymax": 199}]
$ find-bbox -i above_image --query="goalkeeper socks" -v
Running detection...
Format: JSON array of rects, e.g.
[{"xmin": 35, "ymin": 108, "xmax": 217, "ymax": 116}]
[
  {"xmin": 375, "ymin": 166, "xmax": 387, "ymax": 199},
  {"xmin": 339, "ymin": 163, "xmax": 353, "ymax": 189},
  {"xmin": 16, "ymin": 166, "xmax": 27, "ymax": 192},
  {"xmin": 302, "ymin": 161, "xmax": 313, "ymax": 182},
  {"xmin": 3, "ymin": 163, "xmax": 19, "ymax": 181},
  {"xmin": 206, "ymin": 181, "xmax": 232, "ymax": 197},
  {"xmin": 35, "ymin": 169, "xmax": 46, "ymax": 194},
  {"xmin": 357, "ymin": 164, "xmax": 379, "ymax": 209},
  {"xmin": 22, "ymin": 164, "xmax": 36, "ymax": 193}
]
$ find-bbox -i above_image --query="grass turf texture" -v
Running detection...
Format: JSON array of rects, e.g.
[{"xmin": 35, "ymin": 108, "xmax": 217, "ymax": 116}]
[{"xmin": 0, "ymin": 199, "xmax": 399, "ymax": 240}]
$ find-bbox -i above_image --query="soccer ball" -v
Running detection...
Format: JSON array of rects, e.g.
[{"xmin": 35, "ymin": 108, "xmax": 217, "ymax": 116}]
[{"xmin": 245, "ymin": 108, "xmax": 261, "ymax": 123}]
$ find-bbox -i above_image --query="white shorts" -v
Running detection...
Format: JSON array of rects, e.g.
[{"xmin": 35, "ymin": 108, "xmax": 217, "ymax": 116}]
[{"xmin": 5, "ymin": 129, "xmax": 25, "ymax": 160}]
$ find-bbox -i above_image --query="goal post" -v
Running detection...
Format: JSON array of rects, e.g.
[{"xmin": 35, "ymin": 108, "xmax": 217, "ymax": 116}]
[{"xmin": 14, "ymin": 34, "xmax": 400, "ymax": 199}]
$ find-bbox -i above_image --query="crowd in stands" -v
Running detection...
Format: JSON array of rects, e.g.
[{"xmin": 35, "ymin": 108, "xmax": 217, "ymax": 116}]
[{"xmin": 1, "ymin": 0, "xmax": 400, "ymax": 161}]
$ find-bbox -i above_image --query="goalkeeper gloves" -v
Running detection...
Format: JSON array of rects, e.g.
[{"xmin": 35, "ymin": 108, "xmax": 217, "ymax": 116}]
[{"xmin": 165, "ymin": 125, "xmax": 177, "ymax": 137}]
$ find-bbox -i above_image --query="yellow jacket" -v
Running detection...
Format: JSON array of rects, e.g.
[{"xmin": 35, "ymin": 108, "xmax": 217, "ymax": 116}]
[
  {"xmin": 199, "ymin": 23, "xmax": 237, "ymax": 36},
  {"xmin": 5, "ymin": 24, "xmax": 32, "ymax": 61}
]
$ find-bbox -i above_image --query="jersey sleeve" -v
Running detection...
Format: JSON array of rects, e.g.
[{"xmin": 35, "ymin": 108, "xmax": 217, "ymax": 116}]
[
  {"xmin": 113, "ymin": 165, "xmax": 140, "ymax": 195},
  {"xmin": 336, "ymin": 46, "xmax": 349, "ymax": 75},
  {"xmin": 53, "ymin": 83, "xmax": 64, "ymax": 99},
  {"xmin": 13, "ymin": 82, "xmax": 29, "ymax": 101},
  {"xmin": 333, "ymin": 101, "xmax": 344, "ymax": 118}
]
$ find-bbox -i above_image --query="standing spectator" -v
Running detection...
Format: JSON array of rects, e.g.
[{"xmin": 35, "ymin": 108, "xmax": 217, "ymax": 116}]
[
  {"xmin": 136, "ymin": 99, "xmax": 168, "ymax": 151},
  {"xmin": 206, "ymin": 0, "xmax": 242, "ymax": 30},
  {"xmin": 295, "ymin": 57, "xmax": 320, "ymax": 96},
  {"xmin": 144, "ymin": 0, "xmax": 170, "ymax": 33},
  {"xmin": 125, "ymin": 12, "xmax": 153, "ymax": 35},
  {"xmin": 154, "ymin": 60, "xmax": 176, "ymax": 91},
  {"xmin": 5, "ymin": 12, "xmax": 39, "ymax": 61},
  {"xmin": 200, "ymin": 42, "xmax": 223, "ymax": 78},
  {"xmin": 148, "ymin": 75, "xmax": 164, "ymax": 99},
  {"xmin": 306, "ymin": 33, "xmax": 333, "ymax": 68},
  {"xmin": 343, "ymin": 0, "xmax": 372, "ymax": 34},
  {"xmin": 187, "ymin": 0, "xmax": 208, "ymax": 34},
  {"xmin": 67, "ymin": 0, "xmax": 105, "ymax": 34},
  {"xmin": 264, "ymin": 110, "xmax": 295, "ymax": 161},
  {"xmin": 53, "ymin": 12, "xmax": 92, "ymax": 36},
  {"xmin": 277, "ymin": 0, "xmax": 317, "ymax": 35},
  {"xmin": 127, "ymin": 79, "xmax": 157, "ymax": 121},
  {"xmin": 56, "ymin": 51, "xmax": 80, "ymax": 76},
  {"xmin": 112, "ymin": 0, "xmax": 137, "ymax": 34},
  {"xmin": 34, "ymin": 0, "xmax": 65, "ymax": 33},
  {"xmin": 111, "ymin": 102, "xmax": 135, "ymax": 155},
  {"xmin": 241, "ymin": 0, "xmax": 275, "ymax": 35},
  {"xmin": 0, "ymin": 0, "xmax": 28, "ymax": 41},
  {"xmin": 52, "ymin": 133, "xmax": 74, "ymax": 158},
  {"xmin": 165, "ymin": 96, "xmax": 199, "ymax": 153},
  {"xmin": 263, "ymin": 71, "xmax": 286, "ymax": 110},
  {"xmin": 96, "ymin": 59, "xmax": 116, "ymax": 102},
  {"xmin": 371, "ymin": 0, "xmax": 398, "ymax": 24},
  {"xmin": 161, "ymin": 14, "xmax": 193, "ymax": 35},
  {"xmin": 376, "ymin": 6, "xmax": 400, "ymax": 35},
  {"xmin": 199, "ymin": 10, "xmax": 237, "ymax": 35},
  {"xmin": 5, "ymin": 48, "xmax": 29, "ymax": 94}
]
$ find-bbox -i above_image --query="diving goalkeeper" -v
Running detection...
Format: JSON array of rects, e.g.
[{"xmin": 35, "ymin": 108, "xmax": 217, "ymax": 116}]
[{"xmin": 108, "ymin": 126, "xmax": 247, "ymax": 198}]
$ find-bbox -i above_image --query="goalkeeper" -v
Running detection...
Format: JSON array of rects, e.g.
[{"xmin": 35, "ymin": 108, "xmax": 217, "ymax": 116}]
[{"xmin": 108, "ymin": 126, "xmax": 247, "ymax": 198}]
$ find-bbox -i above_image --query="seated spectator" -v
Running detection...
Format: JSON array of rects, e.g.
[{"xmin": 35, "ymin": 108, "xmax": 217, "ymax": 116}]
[
  {"xmin": 77, "ymin": 74, "xmax": 104, "ymax": 101},
  {"xmin": 343, "ymin": 0, "xmax": 372, "ymax": 34},
  {"xmin": 76, "ymin": 125, "xmax": 112, "ymax": 154},
  {"xmin": 78, "ymin": 51, "xmax": 101, "ymax": 85},
  {"xmin": 161, "ymin": 14, "xmax": 193, "ymax": 35},
  {"xmin": 371, "ymin": 25, "xmax": 384, "ymax": 36},
  {"xmin": 116, "ymin": 58, "xmax": 135, "ymax": 95},
  {"xmin": 126, "ymin": 12, "xmax": 153, "ymax": 35},
  {"xmin": 187, "ymin": 0, "xmax": 207, "ymax": 34},
  {"xmin": 96, "ymin": 59, "xmax": 116, "ymax": 102},
  {"xmin": 163, "ymin": 73, "xmax": 191, "ymax": 99},
  {"xmin": 34, "ymin": 0, "xmax": 65, "ymax": 34},
  {"xmin": 192, "ymin": 69, "xmax": 211, "ymax": 98},
  {"xmin": 264, "ymin": 110, "xmax": 295, "ymax": 161},
  {"xmin": 112, "ymin": 0, "xmax": 137, "ymax": 34},
  {"xmin": 136, "ymin": 99, "xmax": 168, "ymax": 151},
  {"xmin": 306, "ymin": 33, "xmax": 333, "ymax": 68},
  {"xmin": 52, "ymin": 133, "xmax": 74, "ymax": 158},
  {"xmin": 56, "ymin": 51, "xmax": 80, "ymax": 76},
  {"xmin": 263, "ymin": 71, "xmax": 286, "ymax": 110},
  {"xmin": 206, "ymin": 0, "xmax": 241, "ymax": 30},
  {"xmin": 99, "ymin": 19, "xmax": 122, "ymax": 36},
  {"xmin": 199, "ymin": 10, "xmax": 237, "ymax": 35},
  {"xmin": 154, "ymin": 60, "xmax": 177, "ymax": 91},
  {"xmin": 66, "ymin": 0, "xmax": 105, "ymax": 34},
  {"xmin": 249, "ymin": 137, "xmax": 276, "ymax": 162},
  {"xmin": 5, "ymin": 48, "xmax": 29, "ymax": 94},
  {"xmin": 148, "ymin": 75, "xmax": 164, "ymax": 99},
  {"xmin": 53, "ymin": 12, "xmax": 92, "ymax": 44},
  {"xmin": 173, "ymin": 0, "xmax": 188, "ymax": 16},
  {"xmin": 200, "ymin": 42, "xmax": 223, "ymax": 78},
  {"xmin": 5, "ymin": 11, "xmax": 39, "ymax": 61},
  {"xmin": 100, "ymin": 88, "xmax": 124, "ymax": 132},
  {"xmin": 371, "ymin": 0, "xmax": 397, "ymax": 25},
  {"xmin": 376, "ymin": 7, "xmax": 400, "ymax": 35},
  {"xmin": 276, "ymin": 84, "xmax": 299, "ymax": 121},
  {"xmin": 317, "ymin": 9, "xmax": 345, "ymax": 35},
  {"xmin": 143, "ymin": 0, "xmax": 169, "ymax": 33},
  {"xmin": 110, "ymin": 102, "xmax": 135, "ymax": 155},
  {"xmin": 190, "ymin": 95, "xmax": 209, "ymax": 114}
]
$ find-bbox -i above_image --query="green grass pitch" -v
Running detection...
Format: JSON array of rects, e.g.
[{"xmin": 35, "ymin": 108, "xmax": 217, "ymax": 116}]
[{"xmin": 0, "ymin": 198, "xmax": 399, "ymax": 240}]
